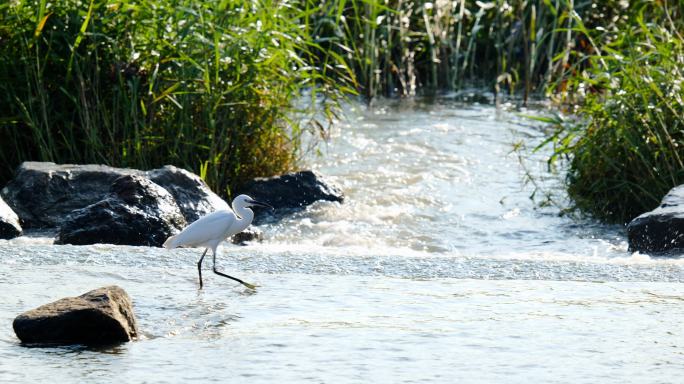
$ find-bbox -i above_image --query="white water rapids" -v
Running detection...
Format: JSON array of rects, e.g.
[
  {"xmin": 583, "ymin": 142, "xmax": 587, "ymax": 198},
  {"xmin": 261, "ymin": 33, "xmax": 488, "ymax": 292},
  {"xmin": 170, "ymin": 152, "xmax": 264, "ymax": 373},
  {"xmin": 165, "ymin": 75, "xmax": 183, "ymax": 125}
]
[{"xmin": 1, "ymin": 98, "xmax": 682, "ymax": 383}]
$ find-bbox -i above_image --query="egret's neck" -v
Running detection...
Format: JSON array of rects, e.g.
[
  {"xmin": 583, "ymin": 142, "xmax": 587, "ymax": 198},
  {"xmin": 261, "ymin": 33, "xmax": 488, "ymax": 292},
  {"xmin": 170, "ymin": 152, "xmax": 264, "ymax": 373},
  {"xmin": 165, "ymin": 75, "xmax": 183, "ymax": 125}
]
[{"xmin": 232, "ymin": 204, "xmax": 254, "ymax": 232}]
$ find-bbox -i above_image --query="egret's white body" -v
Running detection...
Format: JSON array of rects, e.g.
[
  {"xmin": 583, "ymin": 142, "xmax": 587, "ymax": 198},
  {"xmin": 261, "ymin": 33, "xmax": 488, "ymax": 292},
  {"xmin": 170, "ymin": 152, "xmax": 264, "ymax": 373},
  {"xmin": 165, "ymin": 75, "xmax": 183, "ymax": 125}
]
[
  {"xmin": 163, "ymin": 194, "xmax": 272, "ymax": 289},
  {"xmin": 164, "ymin": 208, "xmax": 251, "ymax": 251}
]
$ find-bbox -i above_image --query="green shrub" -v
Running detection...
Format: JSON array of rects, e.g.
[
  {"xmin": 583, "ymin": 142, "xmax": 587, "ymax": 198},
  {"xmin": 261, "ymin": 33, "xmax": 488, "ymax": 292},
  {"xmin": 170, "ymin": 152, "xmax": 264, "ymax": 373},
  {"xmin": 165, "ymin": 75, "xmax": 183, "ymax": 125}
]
[
  {"xmin": 544, "ymin": 5, "xmax": 684, "ymax": 223},
  {"xmin": 0, "ymin": 0, "xmax": 350, "ymax": 196}
]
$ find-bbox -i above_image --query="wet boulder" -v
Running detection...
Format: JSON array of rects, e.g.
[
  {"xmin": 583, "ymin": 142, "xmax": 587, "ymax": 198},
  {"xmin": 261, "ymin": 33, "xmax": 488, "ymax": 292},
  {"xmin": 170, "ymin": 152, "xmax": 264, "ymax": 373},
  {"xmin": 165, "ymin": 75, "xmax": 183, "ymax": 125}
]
[
  {"xmin": 146, "ymin": 165, "xmax": 229, "ymax": 223},
  {"xmin": 241, "ymin": 170, "xmax": 343, "ymax": 223},
  {"xmin": 57, "ymin": 175, "xmax": 186, "ymax": 247},
  {"xmin": 0, "ymin": 196, "xmax": 22, "ymax": 239},
  {"xmin": 13, "ymin": 286, "xmax": 138, "ymax": 345},
  {"xmin": 627, "ymin": 185, "xmax": 684, "ymax": 254},
  {"xmin": 0, "ymin": 162, "xmax": 230, "ymax": 229},
  {"xmin": 0, "ymin": 162, "xmax": 137, "ymax": 228},
  {"xmin": 231, "ymin": 226, "xmax": 263, "ymax": 245}
]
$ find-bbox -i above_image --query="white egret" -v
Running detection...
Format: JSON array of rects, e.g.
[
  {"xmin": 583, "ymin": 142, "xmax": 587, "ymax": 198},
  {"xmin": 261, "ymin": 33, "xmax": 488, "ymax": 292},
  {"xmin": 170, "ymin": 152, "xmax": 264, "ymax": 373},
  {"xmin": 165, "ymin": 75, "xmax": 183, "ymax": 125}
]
[{"xmin": 163, "ymin": 194, "xmax": 273, "ymax": 289}]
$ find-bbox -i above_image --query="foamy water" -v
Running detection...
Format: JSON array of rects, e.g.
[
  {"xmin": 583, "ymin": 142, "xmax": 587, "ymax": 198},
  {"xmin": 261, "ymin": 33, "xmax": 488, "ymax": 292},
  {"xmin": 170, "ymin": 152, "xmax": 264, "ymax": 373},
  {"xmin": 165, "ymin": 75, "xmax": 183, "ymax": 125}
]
[{"xmin": 1, "ymin": 98, "xmax": 682, "ymax": 383}]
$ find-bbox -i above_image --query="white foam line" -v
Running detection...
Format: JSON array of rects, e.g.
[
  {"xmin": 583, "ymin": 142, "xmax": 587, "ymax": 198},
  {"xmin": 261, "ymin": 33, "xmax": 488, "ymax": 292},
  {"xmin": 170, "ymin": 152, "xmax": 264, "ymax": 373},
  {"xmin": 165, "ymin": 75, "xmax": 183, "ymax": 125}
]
[{"xmin": 234, "ymin": 242, "xmax": 684, "ymax": 266}]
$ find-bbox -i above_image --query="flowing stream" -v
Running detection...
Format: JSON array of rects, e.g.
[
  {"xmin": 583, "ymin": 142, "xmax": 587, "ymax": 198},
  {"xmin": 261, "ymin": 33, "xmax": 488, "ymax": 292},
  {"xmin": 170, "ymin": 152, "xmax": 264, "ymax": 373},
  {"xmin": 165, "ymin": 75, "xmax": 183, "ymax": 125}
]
[{"xmin": 1, "ymin": 98, "xmax": 683, "ymax": 383}]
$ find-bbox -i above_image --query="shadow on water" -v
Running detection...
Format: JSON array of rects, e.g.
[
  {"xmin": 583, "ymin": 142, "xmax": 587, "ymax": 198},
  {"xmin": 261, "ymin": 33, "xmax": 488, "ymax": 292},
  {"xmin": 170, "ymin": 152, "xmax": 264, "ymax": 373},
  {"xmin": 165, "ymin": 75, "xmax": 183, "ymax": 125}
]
[{"xmin": 17, "ymin": 341, "xmax": 129, "ymax": 355}]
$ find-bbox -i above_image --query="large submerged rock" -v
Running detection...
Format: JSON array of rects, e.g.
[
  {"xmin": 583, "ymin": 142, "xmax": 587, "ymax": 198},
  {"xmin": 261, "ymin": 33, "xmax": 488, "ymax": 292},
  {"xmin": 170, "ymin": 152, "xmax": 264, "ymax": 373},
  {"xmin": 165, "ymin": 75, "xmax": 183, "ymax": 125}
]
[
  {"xmin": 13, "ymin": 286, "xmax": 138, "ymax": 345},
  {"xmin": 0, "ymin": 162, "xmax": 228, "ymax": 228},
  {"xmin": 0, "ymin": 196, "xmax": 22, "ymax": 239},
  {"xmin": 241, "ymin": 170, "xmax": 343, "ymax": 223},
  {"xmin": 627, "ymin": 185, "xmax": 684, "ymax": 254},
  {"xmin": 57, "ymin": 175, "xmax": 186, "ymax": 247}
]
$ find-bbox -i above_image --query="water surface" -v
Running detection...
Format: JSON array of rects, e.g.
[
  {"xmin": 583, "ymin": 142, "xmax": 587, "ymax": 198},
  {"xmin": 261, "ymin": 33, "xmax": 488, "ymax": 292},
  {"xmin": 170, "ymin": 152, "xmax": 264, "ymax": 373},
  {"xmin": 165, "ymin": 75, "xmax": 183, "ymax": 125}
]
[{"xmin": 1, "ymin": 98, "xmax": 683, "ymax": 383}]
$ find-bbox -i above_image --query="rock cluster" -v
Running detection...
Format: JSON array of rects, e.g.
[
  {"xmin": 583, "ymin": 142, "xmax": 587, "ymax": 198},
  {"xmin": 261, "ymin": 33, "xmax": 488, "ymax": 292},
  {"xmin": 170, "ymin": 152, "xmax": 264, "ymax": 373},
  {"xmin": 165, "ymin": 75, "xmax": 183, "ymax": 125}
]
[{"xmin": 0, "ymin": 162, "xmax": 344, "ymax": 245}]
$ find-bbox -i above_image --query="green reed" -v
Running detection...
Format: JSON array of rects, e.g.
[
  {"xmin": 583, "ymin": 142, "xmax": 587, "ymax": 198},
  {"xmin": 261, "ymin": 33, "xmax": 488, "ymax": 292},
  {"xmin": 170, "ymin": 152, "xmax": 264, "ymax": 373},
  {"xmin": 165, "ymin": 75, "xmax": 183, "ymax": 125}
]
[
  {"xmin": 0, "ymin": 0, "xmax": 351, "ymax": 196},
  {"xmin": 540, "ymin": 1, "xmax": 684, "ymax": 223},
  {"xmin": 301, "ymin": 0, "xmax": 618, "ymax": 103}
]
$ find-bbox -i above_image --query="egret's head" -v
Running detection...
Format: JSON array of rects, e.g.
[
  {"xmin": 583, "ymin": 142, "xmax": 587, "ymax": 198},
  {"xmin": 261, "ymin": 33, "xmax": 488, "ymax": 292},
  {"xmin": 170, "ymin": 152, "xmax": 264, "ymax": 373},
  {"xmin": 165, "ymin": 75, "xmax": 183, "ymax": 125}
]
[{"xmin": 235, "ymin": 194, "xmax": 274, "ymax": 211}]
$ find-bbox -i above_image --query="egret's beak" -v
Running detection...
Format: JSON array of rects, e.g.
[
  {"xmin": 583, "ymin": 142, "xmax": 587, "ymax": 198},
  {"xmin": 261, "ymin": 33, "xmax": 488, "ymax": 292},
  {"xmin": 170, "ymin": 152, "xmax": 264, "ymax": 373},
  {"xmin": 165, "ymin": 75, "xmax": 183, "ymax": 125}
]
[{"xmin": 247, "ymin": 199, "xmax": 274, "ymax": 211}]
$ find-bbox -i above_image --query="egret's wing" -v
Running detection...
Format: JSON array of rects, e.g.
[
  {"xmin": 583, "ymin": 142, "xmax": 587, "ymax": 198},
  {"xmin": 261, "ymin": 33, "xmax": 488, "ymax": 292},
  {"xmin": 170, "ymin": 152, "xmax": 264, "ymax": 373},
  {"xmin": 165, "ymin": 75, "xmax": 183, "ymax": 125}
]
[{"xmin": 172, "ymin": 210, "xmax": 236, "ymax": 248}]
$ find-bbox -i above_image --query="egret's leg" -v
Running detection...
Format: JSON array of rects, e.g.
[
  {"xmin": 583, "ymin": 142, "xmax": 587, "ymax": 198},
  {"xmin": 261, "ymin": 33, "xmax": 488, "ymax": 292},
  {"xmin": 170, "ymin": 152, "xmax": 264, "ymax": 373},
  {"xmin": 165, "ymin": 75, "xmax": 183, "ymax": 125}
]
[
  {"xmin": 212, "ymin": 252, "xmax": 257, "ymax": 289},
  {"xmin": 197, "ymin": 249, "xmax": 208, "ymax": 289}
]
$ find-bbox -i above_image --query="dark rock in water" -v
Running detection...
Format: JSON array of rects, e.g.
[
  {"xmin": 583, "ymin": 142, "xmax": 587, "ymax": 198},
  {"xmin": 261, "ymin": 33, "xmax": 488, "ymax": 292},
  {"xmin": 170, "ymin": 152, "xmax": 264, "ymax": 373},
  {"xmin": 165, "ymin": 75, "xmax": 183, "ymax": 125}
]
[
  {"xmin": 0, "ymin": 162, "xmax": 229, "ymax": 229},
  {"xmin": 231, "ymin": 226, "xmax": 263, "ymax": 245},
  {"xmin": 13, "ymin": 286, "xmax": 138, "ymax": 345},
  {"xmin": 241, "ymin": 170, "xmax": 343, "ymax": 223},
  {"xmin": 627, "ymin": 185, "xmax": 684, "ymax": 254},
  {"xmin": 57, "ymin": 175, "xmax": 186, "ymax": 247},
  {"xmin": 0, "ymin": 162, "xmax": 137, "ymax": 228},
  {"xmin": 146, "ymin": 165, "xmax": 229, "ymax": 223},
  {"xmin": 0, "ymin": 196, "xmax": 22, "ymax": 239}
]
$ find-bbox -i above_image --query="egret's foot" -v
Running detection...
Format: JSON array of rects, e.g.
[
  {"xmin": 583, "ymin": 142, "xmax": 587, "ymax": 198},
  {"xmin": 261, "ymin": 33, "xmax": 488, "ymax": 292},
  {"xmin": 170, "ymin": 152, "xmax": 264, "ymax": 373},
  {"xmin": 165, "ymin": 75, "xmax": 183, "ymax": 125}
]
[{"xmin": 242, "ymin": 282, "xmax": 259, "ymax": 290}]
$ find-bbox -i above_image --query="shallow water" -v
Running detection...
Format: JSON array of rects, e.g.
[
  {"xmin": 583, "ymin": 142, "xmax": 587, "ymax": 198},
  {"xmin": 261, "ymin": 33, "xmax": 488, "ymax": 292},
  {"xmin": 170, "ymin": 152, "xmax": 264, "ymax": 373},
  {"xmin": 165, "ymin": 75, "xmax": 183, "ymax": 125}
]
[{"xmin": 1, "ymin": 98, "xmax": 683, "ymax": 383}]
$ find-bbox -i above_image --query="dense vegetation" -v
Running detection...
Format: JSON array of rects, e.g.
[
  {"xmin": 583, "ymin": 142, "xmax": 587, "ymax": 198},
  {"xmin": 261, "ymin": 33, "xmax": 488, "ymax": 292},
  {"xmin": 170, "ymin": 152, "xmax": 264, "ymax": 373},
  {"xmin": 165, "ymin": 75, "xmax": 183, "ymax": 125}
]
[
  {"xmin": 304, "ymin": 0, "xmax": 638, "ymax": 101},
  {"xmin": 0, "ymin": 0, "xmax": 349, "ymax": 196},
  {"xmin": 306, "ymin": 0, "xmax": 526, "ymax": 99},
  {"xmin": 541, "ymin": 1, "xmax": 684, "ymax": 223}
]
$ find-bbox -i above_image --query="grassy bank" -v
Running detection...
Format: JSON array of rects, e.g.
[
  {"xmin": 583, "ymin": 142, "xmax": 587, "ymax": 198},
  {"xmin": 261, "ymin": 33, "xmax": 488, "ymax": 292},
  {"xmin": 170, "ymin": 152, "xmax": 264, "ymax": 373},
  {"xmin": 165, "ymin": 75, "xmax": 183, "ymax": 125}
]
[
  {"xmin": 541, "ymin": 1, "xmax": 684, "ymax": 223},
  {"xmin": 0, "ymin": 0, "xmax": 349, "ymax": 196}
]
